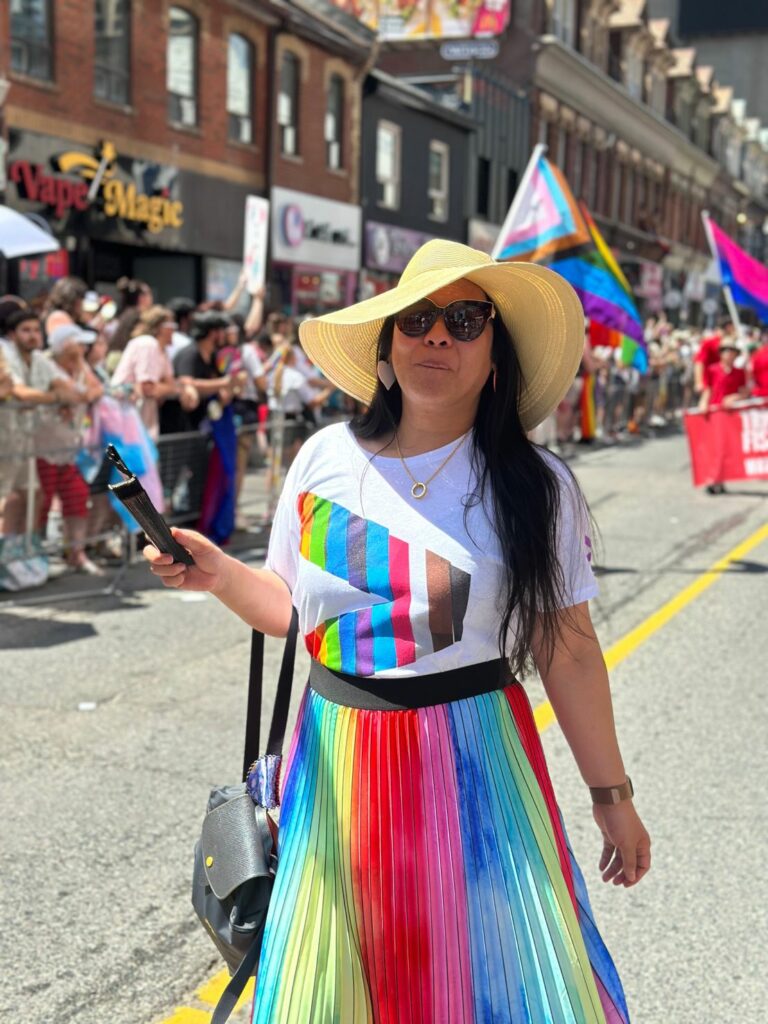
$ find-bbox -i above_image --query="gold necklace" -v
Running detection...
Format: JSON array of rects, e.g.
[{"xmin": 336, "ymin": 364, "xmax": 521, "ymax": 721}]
[{"xmin": 394, "ymin": 430, "xmax": 467, "ymax": 499}]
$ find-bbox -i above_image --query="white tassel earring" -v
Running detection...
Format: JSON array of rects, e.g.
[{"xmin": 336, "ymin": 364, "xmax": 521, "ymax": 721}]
[{"xmin": 377, "ymin": 360, "xmax": 396, "ymax": 391}]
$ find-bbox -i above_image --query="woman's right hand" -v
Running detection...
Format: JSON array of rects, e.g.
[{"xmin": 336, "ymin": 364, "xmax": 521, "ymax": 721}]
[{"xmin": 143, "ymin": 527, "xmax": 230, "ymax": 593}]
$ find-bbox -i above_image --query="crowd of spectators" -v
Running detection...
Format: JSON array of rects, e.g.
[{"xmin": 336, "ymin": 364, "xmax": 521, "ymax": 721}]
[
  {"xmin": 546, "ymin": 313, "xmax": 768, "ymax": 453},
  {"xmin": 0, "ymin": 273, "xmax": 343, "ymax": 579},
  {"xmin": 2, "ymin": 274, "xmax": 766, "ymax": 584}
]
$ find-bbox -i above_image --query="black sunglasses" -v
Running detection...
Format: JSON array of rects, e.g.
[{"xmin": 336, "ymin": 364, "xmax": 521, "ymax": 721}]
[{"xmin": 395, "ymin": 299, "xmax": 496, "ymax": 342}]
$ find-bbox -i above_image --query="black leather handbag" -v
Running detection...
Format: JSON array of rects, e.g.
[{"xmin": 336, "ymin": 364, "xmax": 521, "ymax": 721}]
[{"xmin": 191, "ymin": 611, "xmax": 299, "ymax": 1024}]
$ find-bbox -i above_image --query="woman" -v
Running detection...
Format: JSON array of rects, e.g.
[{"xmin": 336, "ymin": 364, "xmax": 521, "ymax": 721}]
[
  {"xmin": 267, "ymin": 343, "xmax": 332, "ymax": 467},
  {"xmin": 37, "ymin": 322, "xmax": 104, "ymax": 573},
  {"xmin": 44, "ymin": 276, "xmax": 88, "ymax": 335},
  {"xmin": 110, "ymin": 305, "xmax": 190, "ymax": 441},
  {"xmin": 145, "ymin": 241, "xmax": 650, "ymax": 1023},
  {"xmin": 105, "ymin": 277, "xmax": 154, "ymax": 369}
]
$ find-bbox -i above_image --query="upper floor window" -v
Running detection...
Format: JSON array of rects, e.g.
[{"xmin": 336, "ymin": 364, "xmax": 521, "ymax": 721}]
[
  {"xmin": 167, "ymin": 6, "xmax": 198, "ymax": 127},
  {"xmin": 428, "ymin": 140, "xmax": 449, "ymax": 221},
  {"xmin": 278, "ymin": 52, "xmax": 300, "ymax": 157},
  {"xmin": 227, "ymin": 33, "xmax": 254, "ymax": 144},
  {"xmin": 95, "ymin": 0, "xmax": 131, "ymax": 105},
  {"xmin": 376, "ymin": 120, "xmax": 401, "ymax": 210},
  {"xmin": 326, "ymin": 74, "xmax": 344, "ymax": 170},
  {"xmin": 551, "ymin": 0, "xmax": 576, "ymax": 48},
  {"xmin": 10, "ymin": 0, "xmax": 53, "ymax": 81}
]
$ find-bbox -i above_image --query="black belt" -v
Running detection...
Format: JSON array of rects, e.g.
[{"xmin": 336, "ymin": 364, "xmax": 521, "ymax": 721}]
[{"xmin": 308, "ymin": 658, "xmax": 512, "ymax": 711}]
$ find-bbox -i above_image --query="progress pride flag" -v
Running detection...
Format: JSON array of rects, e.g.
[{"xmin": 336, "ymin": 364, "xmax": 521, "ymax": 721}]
[{"xmin": 684, "ymin": 400, "xmax": 768, "ymax": 486}]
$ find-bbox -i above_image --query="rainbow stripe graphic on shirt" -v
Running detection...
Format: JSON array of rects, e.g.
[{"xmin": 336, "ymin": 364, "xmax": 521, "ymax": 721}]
[{"xmin": 298, "ymin": 491, "xmax": 471, "ymax": 675}]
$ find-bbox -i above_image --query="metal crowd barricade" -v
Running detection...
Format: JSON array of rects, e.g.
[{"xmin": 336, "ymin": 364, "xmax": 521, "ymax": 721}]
[{"xmin": 0, "ymin": 393, "xmax": 316, "ymax": 601}]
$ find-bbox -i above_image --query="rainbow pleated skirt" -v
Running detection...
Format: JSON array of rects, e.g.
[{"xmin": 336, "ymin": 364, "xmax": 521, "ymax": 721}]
[{"xmin": 252, "ymin": 678, "xmax": 630, "ymax": 1023}]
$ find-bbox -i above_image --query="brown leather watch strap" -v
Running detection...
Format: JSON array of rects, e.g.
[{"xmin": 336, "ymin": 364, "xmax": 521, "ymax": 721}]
[{"xmin": 589, "ymin": 776, "xmax": 634, "ymax": 805}]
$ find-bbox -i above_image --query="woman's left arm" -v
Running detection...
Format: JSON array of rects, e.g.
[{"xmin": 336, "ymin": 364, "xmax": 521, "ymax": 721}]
[{"xmin": 533, "ymin": 602, "xmax": 652, "ymax": 888}]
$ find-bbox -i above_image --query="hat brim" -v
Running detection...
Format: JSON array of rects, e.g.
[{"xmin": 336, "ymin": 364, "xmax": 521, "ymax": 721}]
[{"xmin": 298, "ymin": 261, "xmax": 584, "ymax": 431}]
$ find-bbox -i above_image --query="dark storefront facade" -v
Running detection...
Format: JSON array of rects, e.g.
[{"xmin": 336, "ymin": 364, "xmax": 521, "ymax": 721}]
[
  {"xmin": 4, "ymin": 129, "xmax": 259, "ymax": 305},
  {"xmin": 360, "ymin": 71, "xmax": 473, "ymax": 293}
]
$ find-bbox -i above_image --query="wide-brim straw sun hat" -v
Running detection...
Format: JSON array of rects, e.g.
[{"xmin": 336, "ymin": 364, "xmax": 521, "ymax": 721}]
[{"xmin": 298, "ymin": 239, "xmax": 585, "ymax": 431}]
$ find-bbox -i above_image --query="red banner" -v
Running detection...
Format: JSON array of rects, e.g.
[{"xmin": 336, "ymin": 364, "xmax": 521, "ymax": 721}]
[{"xmin": 684, "ymin": 400, "xmax": 768, "ymax": 486}]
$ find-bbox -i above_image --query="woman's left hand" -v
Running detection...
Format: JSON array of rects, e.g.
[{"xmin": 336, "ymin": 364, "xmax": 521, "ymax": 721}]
[{"xmin": 593, "ymin": 801, "xmax": 651, "ymax": 888}]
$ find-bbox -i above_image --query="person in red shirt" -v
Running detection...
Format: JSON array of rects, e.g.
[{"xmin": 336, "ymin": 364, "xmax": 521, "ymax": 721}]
[
  {"xmin": 700, "ymin": 340, "xmax": 748, "ymax": 410},
  {"xmin": 750, "ymin": 331, "xmax": 768, "ymax": 398},
  {"xmin": 699, "ymin": 339, "xmax": 748, "ymax": 494},
  {"xmin": 694, "ymin": 321, "xmax": 737, "ymax": 395}
]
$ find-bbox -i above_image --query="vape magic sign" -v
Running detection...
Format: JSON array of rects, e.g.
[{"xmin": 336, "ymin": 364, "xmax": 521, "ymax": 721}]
[{"xmin": 8, "ymin": 140, "xmax": 184, "ymax": 235}]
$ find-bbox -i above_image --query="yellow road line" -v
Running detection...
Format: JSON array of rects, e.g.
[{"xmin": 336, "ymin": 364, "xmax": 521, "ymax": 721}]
[
  {"xmin": 158, "ymin": 519, "xmax": 768, "ymax": 1023},
  {"xmin": 533, "ymin": 520, "xmax": 768, "ymax": 733}
]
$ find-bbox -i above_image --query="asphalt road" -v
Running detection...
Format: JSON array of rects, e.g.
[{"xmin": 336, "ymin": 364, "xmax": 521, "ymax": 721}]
[{"xmin": 2, "ymin": 433, "xmax": 766, "ymax": 1024}]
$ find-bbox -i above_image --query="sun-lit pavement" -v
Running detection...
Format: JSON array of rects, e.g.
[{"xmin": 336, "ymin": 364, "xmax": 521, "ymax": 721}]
[{"xmin": 2, "ymin": 433, "xmax": 766, "ymax": 1024}]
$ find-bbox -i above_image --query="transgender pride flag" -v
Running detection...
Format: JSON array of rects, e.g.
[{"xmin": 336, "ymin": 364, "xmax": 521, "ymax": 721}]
[
  {"xmin": 492, "ymin": 144, "xmax": 591, "ymax": 262},
  {"xmin": 703, "ymin": 214, "xmax": 768, "ymax": 324}
]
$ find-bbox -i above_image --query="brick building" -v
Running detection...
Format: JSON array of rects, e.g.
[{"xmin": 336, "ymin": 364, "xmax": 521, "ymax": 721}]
[
  {"xmin": 0, "ymin": 0, "xmax": 373, "ymax": 311},
  {"xmin": 375, "ymin": 0, "xmax": 768, "ymax": 321}
]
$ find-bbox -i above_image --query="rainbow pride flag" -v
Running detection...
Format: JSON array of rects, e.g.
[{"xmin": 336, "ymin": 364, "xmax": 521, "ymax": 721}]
[{"xmin": 704, "ymin": 215, "xmax": 768, "ymax": 323}]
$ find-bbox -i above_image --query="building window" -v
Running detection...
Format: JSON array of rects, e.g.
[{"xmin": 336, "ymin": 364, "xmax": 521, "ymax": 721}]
[
  {"xmin": 227, "ymin": 34, "xmax": 253, "ymax": 144},
  {"xmin": 428, "ymin": 140, "xmax": 449, "ymax": 222},
  {"xmin": 507, "ymin": 168, "xmax": 519, "ymax": 211},
  {"xmin": 277, "ymin": 52, "xmax": 300, "ymax": 157},
  {"xmin": 10, "ymin": 0, "xmax": 53, "ymax": 81},
  {"xmin": 326, "ymin": 74, "xmax": 344, "ymax": 170},
  {"xmin": 376, "ymin": 120, "xmax": 401, "ymax": 210},
  {"xmin": 167, "ymin": 7, "xmax": 197, "ymax": 127},
  {"xmin": 477, "ymin": 157, "xmax": 491, "ymax": 218},
  {"xmin": 551, "ymin": 0, "xmax": 576, "ymax": 47},
  {"xmin": 622, "ymin": 167, "xmax": 635, "ymax": 224},
  {"xmin": 94, "ymin": 0, "xmax": 130, "ymax": 105}
]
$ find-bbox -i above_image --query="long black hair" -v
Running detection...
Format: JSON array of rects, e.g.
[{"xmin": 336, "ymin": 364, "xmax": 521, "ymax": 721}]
[{"xmin": 352, "ymin": 315, "xmax": 584, "ymax": 677}]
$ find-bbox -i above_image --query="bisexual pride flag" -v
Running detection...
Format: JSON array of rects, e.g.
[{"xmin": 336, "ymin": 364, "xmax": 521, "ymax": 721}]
[{"xmin": 703, "ymin": 214, "xmax": 768, "ymax": 324}]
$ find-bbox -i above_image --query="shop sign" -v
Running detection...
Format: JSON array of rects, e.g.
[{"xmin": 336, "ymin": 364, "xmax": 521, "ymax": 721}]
[
  {"xmin": 365, "ymin": 222, "xmax": 435, "ymax": 274},
  {"xmin": 8, "ymin": 139, "xmax": 184, "ymax": 235},
  {"xmin": 467, "ymin": 217, "xmax": 501, "ymax": 256},
  {"xmin": 271, "ymin": 187, "xmax": 361, "ymax": 271}
]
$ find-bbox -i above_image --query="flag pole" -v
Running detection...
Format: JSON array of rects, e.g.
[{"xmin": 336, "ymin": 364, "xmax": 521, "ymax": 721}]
[
  {"xmin": 491, "ymin": 142, "xmax": 547, "ymax": 261},
  {"xmin": 702, "ymin": 210, "xmax": 745, "ymax": 339}
]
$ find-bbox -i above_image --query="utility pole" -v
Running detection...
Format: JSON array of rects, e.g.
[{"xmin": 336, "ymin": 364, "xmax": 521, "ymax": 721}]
[{"xmin": 0, "ymin": 77, "xmax": 10, "ymax": 293}]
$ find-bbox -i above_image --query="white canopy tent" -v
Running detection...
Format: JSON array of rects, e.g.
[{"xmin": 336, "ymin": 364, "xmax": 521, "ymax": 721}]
[{"xmin": 0, "ymin": 205, "xmax": 59, "ymax": 259}]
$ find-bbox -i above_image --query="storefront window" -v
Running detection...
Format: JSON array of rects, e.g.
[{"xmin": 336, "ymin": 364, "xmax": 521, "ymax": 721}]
[
  {"xmin": 10, "ymin": 0, "xmax": 53, "ymax": 81},
  {"xmin": 376, "ymin": 121, "xmax": 401, "ymax": 210},
  {"xmin": 326, "ymin": 75, "xmax": 344, "ymax": 170},
  {"xmin": 278, "ymin": 52, "xmax": 300, "ymax": 157},
  {"xmin": 167, "ymin": 6, "xmax": 197, "ymax": 127},
  {"xmin": 94, "ymin": 0, "xmax": 131, "ymax": 105},
  {"xmin": 227, "ymin": 34, "xmax": 254, "ymax": 145},
  {"xmin": 428, "ymin": 140, "xmax": 449, "ymax": 222}
]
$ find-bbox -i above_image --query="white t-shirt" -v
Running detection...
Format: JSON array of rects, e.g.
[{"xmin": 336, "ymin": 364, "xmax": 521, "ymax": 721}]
[
  {"xmin": 167, "ymin": 330, "xmax": 193, "ymax": 364},
  {"xmin": 240, "ymin": 342, "xmax": 265, "ymax": 402},
  {"xmin": 265, "ymin": 422, "xmax": 597, "ymax": 678},
  {"xmin": 268, "ymin": 364, "xmax": 315, "ymax": 415}
]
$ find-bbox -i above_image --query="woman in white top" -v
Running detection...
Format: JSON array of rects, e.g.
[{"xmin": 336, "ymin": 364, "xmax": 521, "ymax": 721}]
[
  {"xmin": 267, "ymin": 344, "xmax": 332, "ymax": 464},
  {"xmin": 145, "ymin": 240, "xmax": 650, "ymax": 1024}
]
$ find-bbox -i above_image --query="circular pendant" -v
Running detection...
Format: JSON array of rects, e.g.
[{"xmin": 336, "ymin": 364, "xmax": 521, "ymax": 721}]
[{"xmin": 411, "ymin": 481, "xmax": 428, "ymax": 499}]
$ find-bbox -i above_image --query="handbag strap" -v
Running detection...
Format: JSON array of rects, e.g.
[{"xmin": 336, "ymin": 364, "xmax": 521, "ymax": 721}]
[{"xmin": 242, "ymin": 607, "xmax": 299, "ymax": 782}]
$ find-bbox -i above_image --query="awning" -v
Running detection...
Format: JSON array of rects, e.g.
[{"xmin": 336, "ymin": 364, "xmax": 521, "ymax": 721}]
[{"xmin": 0, "ymin": 206, "xmax": 60, "ymax": 258}]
